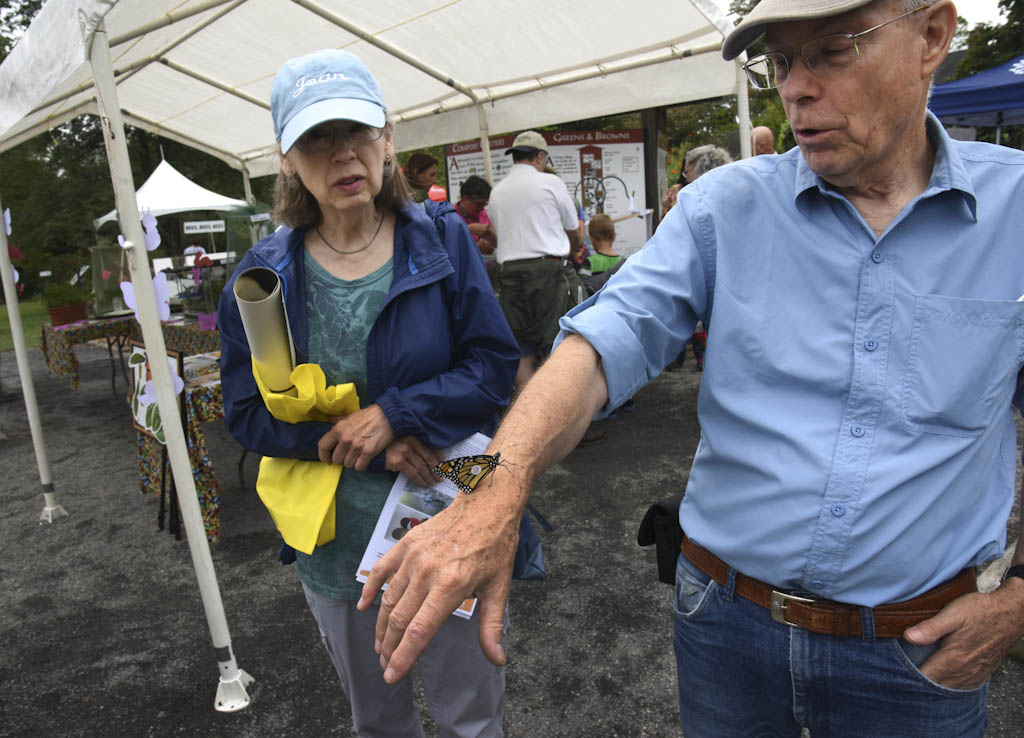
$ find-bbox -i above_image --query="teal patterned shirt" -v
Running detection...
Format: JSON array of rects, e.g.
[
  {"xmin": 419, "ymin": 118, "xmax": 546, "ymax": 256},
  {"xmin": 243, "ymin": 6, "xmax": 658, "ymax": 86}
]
[{"xmin": 295, "ymin": 249, "xmax": 394, "ymax": 600}]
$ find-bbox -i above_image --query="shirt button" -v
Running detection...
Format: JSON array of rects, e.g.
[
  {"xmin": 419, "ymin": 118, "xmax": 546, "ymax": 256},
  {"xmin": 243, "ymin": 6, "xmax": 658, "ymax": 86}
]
[
  {"xmin": 851, "ymin": 425, "xmax": 865, "ymax": 437},
  {"xmin": 831, "ymin": 503, "xmax": 846, "ymax": 517},
  {"xmin": 864, "ymin": 339, "xmax": 878, "ymax": 351},
  {"xmin": 871, "ymin": 251, "xmax": 884, "ymax": 263}
]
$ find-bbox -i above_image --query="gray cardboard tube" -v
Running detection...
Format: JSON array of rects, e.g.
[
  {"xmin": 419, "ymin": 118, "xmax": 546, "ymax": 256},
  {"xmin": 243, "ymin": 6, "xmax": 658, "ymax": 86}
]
[{"xmin": 233, "ymin": 267, "xmax": 296, "ymax": 392}]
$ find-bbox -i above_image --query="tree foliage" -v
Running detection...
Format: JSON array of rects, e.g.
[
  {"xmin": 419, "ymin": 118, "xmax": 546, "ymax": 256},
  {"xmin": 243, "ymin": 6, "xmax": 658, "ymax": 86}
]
[
  {"xmin": 955, "ymin": 0, "xmax": 1023, "ymax": 77},
  {"xmin": 952, "ymin": 0, "xmax": 1023, "ymax": 148},
  {"xmin": 0, "ymin": 1, "xmax": 275, "ymax": 303}
]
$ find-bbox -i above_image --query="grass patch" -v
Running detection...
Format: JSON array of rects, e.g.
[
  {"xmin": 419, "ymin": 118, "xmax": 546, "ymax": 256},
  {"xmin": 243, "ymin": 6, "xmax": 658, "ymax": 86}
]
[{"xmin": 0, "ymin": 297, "xmax": 47, "ymax": 352}]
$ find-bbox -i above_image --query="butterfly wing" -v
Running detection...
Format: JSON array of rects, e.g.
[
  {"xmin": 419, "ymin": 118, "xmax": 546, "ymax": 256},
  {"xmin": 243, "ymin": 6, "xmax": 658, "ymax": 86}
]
[{"xmin": 434, "ymin": 453, "xmax": 500, "ymax": 494}]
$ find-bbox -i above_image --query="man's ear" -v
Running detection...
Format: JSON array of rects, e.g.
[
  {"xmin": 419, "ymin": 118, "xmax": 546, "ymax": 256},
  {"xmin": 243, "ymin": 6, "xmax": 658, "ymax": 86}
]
[{"xmin": 919, "ymin": 0, "xmax": 957, "ymax": 80}]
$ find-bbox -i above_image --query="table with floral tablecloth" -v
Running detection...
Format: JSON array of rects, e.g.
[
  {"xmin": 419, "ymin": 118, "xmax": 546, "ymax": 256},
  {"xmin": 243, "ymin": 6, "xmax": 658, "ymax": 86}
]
[
  {"xmin": 41, "ymin": 314, "xmax": 228, "ymax": 540},
  {"xmin": 40, "ymin": 315, "xmax": 221, "ymax": 388},
  {"xmin": 136, "ymin": 369, "xmax": 225, "ymax": 541},
  {"xmin": 40, "ymin": 316, "xmax": 134, "ymax": 389},
  {"xmin": 153, "ymin": 317, "xmax": 221, "ymax": 356}
]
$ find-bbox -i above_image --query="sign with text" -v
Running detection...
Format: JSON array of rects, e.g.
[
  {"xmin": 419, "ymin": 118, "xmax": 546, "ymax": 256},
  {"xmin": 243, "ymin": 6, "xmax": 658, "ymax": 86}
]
[
  {"xmin": 444, "ymin": 130, "xmax": 649, "ymax": 256},
  {"xmin": 183, "ymin": 220, "xmax": 225, "ymax": 234}
]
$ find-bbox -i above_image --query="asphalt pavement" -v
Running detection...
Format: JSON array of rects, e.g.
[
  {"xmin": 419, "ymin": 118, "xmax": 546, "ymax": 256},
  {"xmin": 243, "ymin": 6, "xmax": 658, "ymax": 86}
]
[{"xmin": 1, "ymin": 342, "xmax": 1022, "ymax": 737}]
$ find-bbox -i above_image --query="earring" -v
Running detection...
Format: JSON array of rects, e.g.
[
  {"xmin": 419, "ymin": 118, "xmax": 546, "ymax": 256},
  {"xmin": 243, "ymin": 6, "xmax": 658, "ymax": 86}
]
[{"xmin": 382, "ymin": 154, "xmax": 394, "ymax": 178}]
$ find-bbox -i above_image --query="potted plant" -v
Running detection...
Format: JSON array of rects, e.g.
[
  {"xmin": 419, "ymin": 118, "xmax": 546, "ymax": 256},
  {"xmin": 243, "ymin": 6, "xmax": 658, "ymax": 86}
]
[{"xmin": 43, "ymin": 282, "xmax": 91, "ymax": 325}]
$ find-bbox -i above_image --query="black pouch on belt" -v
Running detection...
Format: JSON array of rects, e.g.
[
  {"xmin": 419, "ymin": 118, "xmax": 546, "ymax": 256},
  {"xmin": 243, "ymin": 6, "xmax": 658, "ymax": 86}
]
[{"xmin": 637, "ymin": 492, "xmax": 684, "ymax": 585}]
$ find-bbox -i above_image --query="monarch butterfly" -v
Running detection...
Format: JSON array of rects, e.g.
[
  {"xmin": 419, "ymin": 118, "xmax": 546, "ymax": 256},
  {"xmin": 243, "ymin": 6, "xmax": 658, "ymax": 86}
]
[{"xmin": 433, "ymin": 452, "xmax": 503, "ymax": 494}]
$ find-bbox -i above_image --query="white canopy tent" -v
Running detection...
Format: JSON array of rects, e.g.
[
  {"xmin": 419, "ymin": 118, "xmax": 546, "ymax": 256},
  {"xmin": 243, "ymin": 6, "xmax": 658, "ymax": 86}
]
[
  {"xmin": 0, "ymin": 0, "xmax": 750, "ymax": 713},
  {"xmin": 0, "ymin": 0, "xmax": 749, "ymax": 179},
  {"xmin": 94, "ymin": 159, "xmax": 248, "ymax": 228}
]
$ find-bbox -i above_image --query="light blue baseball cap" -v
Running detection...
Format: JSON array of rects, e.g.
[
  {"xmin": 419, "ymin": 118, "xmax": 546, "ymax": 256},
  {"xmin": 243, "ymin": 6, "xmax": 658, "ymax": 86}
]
[{"xmin": 271, "ymin": 49, "xmax": 387, "ymax": 153}]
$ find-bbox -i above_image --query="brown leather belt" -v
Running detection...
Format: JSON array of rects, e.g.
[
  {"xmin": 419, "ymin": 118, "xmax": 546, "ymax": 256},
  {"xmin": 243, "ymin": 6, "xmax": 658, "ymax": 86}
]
[{"xmin": 680, "ymin": 536, "xmax": 976, "ymax": 638}]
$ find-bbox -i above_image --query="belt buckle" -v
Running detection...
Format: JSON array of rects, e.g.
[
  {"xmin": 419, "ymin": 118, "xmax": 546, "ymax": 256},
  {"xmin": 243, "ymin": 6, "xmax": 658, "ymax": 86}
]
[{"xmin": 770, "ymin": 590, "xmax": 815, "ymax": 627}]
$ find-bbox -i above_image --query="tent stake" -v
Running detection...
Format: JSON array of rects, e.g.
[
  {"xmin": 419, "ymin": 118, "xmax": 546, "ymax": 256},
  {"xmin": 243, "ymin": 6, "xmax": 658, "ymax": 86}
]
[
  {"xmin": 88, "ymin": 20, "xmax": 253, "ymax": 713},
  {"xmin": 0, "ymin": 191, "xmax": 68, "ymax": 524}
]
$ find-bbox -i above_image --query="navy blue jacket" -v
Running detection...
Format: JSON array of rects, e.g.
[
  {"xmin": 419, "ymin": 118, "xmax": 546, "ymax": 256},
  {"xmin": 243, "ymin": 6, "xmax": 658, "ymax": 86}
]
[{"xmin": 218, "ymin": 200, "xmax": 518, "ymax": 473}]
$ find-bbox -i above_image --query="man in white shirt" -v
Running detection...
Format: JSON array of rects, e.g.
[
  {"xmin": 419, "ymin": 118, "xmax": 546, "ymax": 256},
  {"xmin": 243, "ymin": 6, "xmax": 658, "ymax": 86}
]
[{"xmin": 488, "ymin": 130, "xmax": 582, "ymax": 389}]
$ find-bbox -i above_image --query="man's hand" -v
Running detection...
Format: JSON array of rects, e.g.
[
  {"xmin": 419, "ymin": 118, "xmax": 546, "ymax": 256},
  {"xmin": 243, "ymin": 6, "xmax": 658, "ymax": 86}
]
[
  {"xmin": 385, "ymin": 436, "xmax": 444, "ymax": 487},
  {"xmin": 357, "ymin": 486, "xmax": 522, "ymax": 684},
  {"xmin": 904, "ymin": 578, "xmax": 1024, "ymax": 689},
  {"xmin": 318, "ymin": 404, "xmax": 395, "ymax": 468}
]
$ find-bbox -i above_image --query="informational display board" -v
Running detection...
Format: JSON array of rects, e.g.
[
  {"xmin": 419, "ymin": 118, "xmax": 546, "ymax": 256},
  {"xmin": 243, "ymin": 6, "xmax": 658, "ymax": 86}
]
[{"xmin": 444, "ymin": 130, "xmax": 650, "ymax": 257}]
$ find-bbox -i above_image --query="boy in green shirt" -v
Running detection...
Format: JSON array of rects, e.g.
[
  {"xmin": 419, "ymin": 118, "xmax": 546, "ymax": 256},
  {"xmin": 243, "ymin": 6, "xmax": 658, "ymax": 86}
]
[{"xmin": 580, "ymin": 213, "xmax": 621, "ymax": 277}]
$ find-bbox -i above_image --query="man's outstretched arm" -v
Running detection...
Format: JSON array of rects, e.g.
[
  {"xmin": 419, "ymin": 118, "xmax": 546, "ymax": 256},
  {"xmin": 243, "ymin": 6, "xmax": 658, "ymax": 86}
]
[{"xmin": 358, "ymin": 333, "xmax": 609, "ymax": 683}]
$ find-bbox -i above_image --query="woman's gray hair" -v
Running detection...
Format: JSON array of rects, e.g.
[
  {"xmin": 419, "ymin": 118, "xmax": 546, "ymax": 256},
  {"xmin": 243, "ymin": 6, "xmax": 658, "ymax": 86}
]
[
  {"xmin": 684, "ymin": 145, "xmax": 733, "ymax": 181},
  {"xmin": 272, "ymin": 120, "xmax": 411, "ymax": 230}
]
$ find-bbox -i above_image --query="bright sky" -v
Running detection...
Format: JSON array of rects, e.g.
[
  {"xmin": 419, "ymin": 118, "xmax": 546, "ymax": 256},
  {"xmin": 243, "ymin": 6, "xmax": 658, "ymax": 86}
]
[{"xmin": 955, "ymin": 0, "xmax": 1007, "ymax": 27}]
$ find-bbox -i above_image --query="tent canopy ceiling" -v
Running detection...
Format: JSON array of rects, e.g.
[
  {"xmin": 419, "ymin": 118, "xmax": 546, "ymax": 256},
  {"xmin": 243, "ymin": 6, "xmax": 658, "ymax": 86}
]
[
  {"xmin": 928, "ymin": 53, "xmax": 1024, "ymax": 128},
  {"xmin": 93, "ymin": 159, "xmax": 248, "ymax": 228},
  {"xmin": 0, "ymin": 0, "xmax": 739, "ymax": 178}
]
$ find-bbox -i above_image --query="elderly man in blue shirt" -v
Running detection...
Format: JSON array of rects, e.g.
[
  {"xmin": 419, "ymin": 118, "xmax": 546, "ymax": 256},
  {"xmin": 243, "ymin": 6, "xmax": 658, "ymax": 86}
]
[{"xmin": 362, "ymin": 0, "xmax": 1024, "ymax": 733}]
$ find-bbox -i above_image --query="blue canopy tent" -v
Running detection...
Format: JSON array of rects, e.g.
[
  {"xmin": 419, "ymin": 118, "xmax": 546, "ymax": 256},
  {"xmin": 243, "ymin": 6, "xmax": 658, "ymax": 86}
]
[{"xmin": 929, "ymin": 53, "xmax": 1024, "ymax": 144}]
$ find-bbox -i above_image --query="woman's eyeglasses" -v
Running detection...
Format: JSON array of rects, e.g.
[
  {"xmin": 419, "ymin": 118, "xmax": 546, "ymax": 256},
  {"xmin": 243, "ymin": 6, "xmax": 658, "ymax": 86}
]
[{"xmin": 295, "ymin": 122, "xmax": 385, "ymax": 154}]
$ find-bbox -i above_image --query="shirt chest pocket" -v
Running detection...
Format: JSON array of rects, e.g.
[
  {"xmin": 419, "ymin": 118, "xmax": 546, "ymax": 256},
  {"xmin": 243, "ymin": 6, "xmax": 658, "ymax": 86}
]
[{"xmin": 900, "ymin": 294, "xmax": 1024, "ymax": 437}]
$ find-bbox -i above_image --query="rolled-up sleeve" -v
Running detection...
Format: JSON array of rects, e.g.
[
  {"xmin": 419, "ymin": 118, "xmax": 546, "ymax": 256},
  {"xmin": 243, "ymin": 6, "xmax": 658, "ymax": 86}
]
[{"xmin": 557, "ymin": 190, "xmax": 714, "ymax": 416}]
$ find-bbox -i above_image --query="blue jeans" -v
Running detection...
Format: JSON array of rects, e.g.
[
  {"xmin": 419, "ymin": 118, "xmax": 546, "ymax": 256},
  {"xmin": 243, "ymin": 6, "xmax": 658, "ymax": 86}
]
[{"xmin": 673, "ymin": 552, "xmax": 988, "ymax": 738}]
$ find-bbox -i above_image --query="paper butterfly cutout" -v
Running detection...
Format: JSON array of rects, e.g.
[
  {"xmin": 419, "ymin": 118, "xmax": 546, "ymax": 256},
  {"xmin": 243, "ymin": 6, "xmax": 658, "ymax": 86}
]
[
  {"xmin": 433, "ymin": 452, "xmax": 503, "ymax": 494},
  {"xmin": 197, "ymin": 311, "xmax": 218, "ymax": 331},
  {"xmin": 139, "ymin": 355, "xmax": 184, "ymax": 405},
  {"xmin": 3, "ymin": 208, "xmax": 10, "ymax": 236},
  {"xmin": 120, "ymin": 271, "xmax": 170, "ymax": 325},
  {"xmin": 141, "ymin": 209, "xmax": 160, "ymax": 251},
  {"xmin": 10, "ymin": 265, "xmax": 18, "ymax": 285},
  {"xmin": 115, "ymin": 211, "xmax": 159, "ymax": 252}
]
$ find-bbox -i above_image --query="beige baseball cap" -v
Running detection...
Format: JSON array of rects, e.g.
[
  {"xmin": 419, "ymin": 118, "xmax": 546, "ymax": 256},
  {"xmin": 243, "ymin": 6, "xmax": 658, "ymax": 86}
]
[
  {"xmin": 504, "ymin": 130, "xmax": 550, "ymax": 155},
  {"xmin": 722, "ymin": 0, "xmax": 877, "ymax": 60}
]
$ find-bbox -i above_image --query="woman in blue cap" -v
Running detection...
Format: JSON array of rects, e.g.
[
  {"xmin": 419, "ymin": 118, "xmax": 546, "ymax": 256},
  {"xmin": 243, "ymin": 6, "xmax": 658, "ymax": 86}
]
[{"xmin": 218, "ymin": 49, "xmax": 517, "ymax": 737}]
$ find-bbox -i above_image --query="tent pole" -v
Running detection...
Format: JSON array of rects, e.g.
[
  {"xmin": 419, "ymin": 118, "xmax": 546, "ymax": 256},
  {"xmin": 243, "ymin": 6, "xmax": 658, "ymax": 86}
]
[
  {"xmin": 241, "ymin": 166, "xmax": 258, "ymax": 246},
  {"xmin": 88, "ymin": 21, "xmax": 253, "ymax": 713},
  {"xmin": 996, "ymin": 126, "xmax": 1002, "ymax": 146},
  {"xmin": 475, "ymin": 105, "xmax": 494, "ymax": 185},
  {"xmin": 735, "ymin": 59, "xmax": 752, "ymax": 159},
  {"xmin": 0, "ymin": 192, "xmax": 68, "ymax": 524}
]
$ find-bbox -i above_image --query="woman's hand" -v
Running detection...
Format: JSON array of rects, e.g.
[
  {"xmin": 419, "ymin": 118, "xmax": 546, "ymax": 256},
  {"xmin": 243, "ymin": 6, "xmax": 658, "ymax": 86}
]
[
  {"xmin": 318, "ymin": 404, "xmax": 395, "ymax": 469},
  {"xmin": 386, "ymin": 436, "xmax": 444, "ymax": 487}
]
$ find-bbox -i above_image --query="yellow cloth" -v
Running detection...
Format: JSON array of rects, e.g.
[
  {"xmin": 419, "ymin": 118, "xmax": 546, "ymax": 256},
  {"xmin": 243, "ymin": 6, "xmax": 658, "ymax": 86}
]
[{"xmin": 253, "ymin": 362, "xmax": 359, "ymax": 554}]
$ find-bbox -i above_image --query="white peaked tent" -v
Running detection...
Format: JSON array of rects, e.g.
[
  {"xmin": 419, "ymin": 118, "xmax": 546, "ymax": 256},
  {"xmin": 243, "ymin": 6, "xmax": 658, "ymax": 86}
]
[
  {"xmin": 94, "ymin": 159, "xmax": 247, "ymax": 228},
  {"xmin": 0, "ymin": 0, "xmax": 750, "ymax": 714}
]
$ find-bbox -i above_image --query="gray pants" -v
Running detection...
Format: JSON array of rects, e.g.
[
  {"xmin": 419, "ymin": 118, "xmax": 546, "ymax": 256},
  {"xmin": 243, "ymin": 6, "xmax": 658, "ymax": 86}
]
[{"xmin": 303, "ymin": 584, "xmax": 506, "ymax": 738}]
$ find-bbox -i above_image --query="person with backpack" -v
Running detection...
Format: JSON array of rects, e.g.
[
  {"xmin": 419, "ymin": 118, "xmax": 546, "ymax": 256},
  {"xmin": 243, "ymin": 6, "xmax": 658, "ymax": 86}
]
[{"xmin": 218, "ymin": 49, "xmax": 517, "ymax": 738}]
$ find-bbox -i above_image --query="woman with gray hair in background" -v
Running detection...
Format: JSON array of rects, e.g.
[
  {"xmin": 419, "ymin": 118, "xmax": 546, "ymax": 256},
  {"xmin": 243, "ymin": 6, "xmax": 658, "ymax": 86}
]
[{"xmin": 684, "ymin": 144, "xmax": 733, "ymax": 183}]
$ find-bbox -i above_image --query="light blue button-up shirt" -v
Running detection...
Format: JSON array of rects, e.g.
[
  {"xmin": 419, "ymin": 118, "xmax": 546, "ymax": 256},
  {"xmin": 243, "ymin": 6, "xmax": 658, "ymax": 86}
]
[{"xmin": 560, "ymin": 115, "xmax": 1024, "ymax": 606}]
